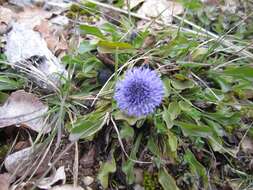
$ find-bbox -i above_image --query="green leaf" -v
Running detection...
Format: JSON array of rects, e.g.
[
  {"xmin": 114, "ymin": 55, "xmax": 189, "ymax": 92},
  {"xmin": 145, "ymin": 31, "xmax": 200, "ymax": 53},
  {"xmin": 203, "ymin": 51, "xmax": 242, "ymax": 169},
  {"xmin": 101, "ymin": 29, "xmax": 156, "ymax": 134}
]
[
  {"xmin": 175, "ymin": 121, "xmax": 213, "ymax": 137},
  {"xmin": 97, "ymin": 154, "xmax": 116, "ymax": 188},
  {"xmin": 69, "ymin": 112, "xmax": 108, "ymax": 141},
  {"xmin": 162, "ymin": 77, "xmax": 172, "ymax": 97},
  {"xmin": 78, "ymin": 41, "xmax": 97, "ymax": 53},
  {"xmin": 0, "ymin": 92, "xmax": 8, "ymax": 104},
  {"xmin": 122, "ymin": 134, "xmax": 142, "ymax": 184},
  {"xmin": 191, "ymin": 47, "xmax": 208, "ymax": 61},
  {"xmin": 158, "ymin": 35, "xmax": 198, "ymax": 58},
  {"xmin": 0, "ymin": 76, "xmax": 24, "ymax": 91},
  {"xmin": 224, "ymin": 66, "xmax": 253, "ymax": 79},
  {"xmin": 171, "ymin": 79, "xmax": 195, "ymax": 90},
  {"xmin": 168, "ymin": 102, "xmax": 181, "ymax": 120},
  {"xmin": 120, "ymin": 123, "xmax": 134, "ymax": 140},
  {"xmin": 147, "ymin": 136, "xmax": 161, "ymax": 157},
  {"xmin": 154, "ymin": 116, "xmax": 167, "ymax": 133},
  {"xmin": 184, "ymin": 150, "xmax": 208, "ymax": 188},
  {"xmin": 162, "ymin": 108, "xmax": 174, "ymax": 129},
  {"xmin": 158, "ymin": 168, "xmax": 179, "ymax": 190},
  {"xmin": 179, "ymin": 100, "xmax": 192, "ymax": 111},
  {"xmin": 98, "ymin": 40, "xmax": 133, "ymax": 50},
  {"xmin": 80, "ymin": 24, "xmax": 106, "ymax": 39},
  {"xmin": 179, "ymin": 0, "xmax": 202, "ymax": 10},
  {"xmin": 114, "ymin": 111, "xmax": 140, "ymax": 125},
  {"xmin": 167, "ymin": 130, "xmax": 178, "ymax": 152}
]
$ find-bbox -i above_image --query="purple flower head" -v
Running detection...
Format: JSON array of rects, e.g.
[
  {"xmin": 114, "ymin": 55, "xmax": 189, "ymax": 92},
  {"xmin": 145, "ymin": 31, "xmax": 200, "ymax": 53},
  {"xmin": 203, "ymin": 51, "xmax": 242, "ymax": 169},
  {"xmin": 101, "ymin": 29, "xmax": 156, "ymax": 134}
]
[{"xmin": 114, "ymin": 67, "xmax": 164, "ymax": 117}]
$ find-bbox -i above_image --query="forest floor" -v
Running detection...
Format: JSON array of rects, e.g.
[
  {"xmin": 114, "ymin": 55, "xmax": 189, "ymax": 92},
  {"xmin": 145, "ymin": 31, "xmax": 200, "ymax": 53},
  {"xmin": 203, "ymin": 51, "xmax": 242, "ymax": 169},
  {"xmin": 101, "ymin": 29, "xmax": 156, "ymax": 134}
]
[{"xmin": 0, "ymin": 0, "xmax": 253, "ymax": 190}]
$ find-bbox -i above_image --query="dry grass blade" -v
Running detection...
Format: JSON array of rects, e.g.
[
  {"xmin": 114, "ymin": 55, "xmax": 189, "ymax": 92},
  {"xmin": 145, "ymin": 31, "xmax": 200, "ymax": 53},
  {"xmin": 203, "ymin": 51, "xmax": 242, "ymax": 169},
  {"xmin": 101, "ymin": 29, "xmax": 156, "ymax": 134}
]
[{"xmin": 81, "ymin": 0, "xmax": 253, "ymax": 59}]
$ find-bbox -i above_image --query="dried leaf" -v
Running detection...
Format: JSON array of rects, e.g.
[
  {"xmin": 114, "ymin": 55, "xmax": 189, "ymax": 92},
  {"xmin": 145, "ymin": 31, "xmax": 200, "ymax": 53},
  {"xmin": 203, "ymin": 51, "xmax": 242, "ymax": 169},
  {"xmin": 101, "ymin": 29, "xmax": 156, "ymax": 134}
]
[
  {"xmin": 4, "ymin": 145, "xmax": 50, "ymax": 177},
  {"xmin": 36, "ymin": 166, "xmax": 66, "ymax": 189},
  {"xmin": 82, "ymin": 176, "xmax": 94, "ymax": 186},
  {"xmin": 0, "ymin": 173, "xmax": 11, "ymax": 190},
  {"xmin": 241, "ymin": 137, "xmax": 253, "ymax": 154},
  {"xmin": 16, "ymin": 7, "xmax": 52, "ymax": 29},
  {"xmin": 34, "ymin": 20, "xmax": 68, "ymax": 54},
  {"xmin": 222, "ymin": 0, "xmax": 238, "ymax": 14},
  {"xmin": 137, "ymin": 0, "xmax": 184, "ymax": 24},
  {"xmin": 0, "ymin": 90, "xmax": 50, "ymax": 133}
]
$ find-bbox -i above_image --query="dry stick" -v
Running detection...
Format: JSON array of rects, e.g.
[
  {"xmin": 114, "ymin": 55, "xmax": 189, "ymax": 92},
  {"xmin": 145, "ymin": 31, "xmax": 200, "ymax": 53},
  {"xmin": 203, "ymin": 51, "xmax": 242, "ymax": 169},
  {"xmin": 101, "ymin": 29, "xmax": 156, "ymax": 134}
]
[
  {"xmin": 110, "ymin": 116, "xmax": 152, "ymax": 164},
  {"xmin": 213, "ymin": 56, "xmax": 248, "ymax": 70},
  {"xmin": 174, "ymin": 15, "xmax": 253, "ymax": 58},
  {"xmin": 236, "ymin": 122, "xmax": 253, "ymax": 155},
  {"xmin": 73, "ymin": 142, "xmax": 79, "ymax": 187},
  {"xmin": 27, "ymin": 138, "xmax": 54, "ymax": 183},
  {"xmin": 191, "ymin": 71, "xmax": 221, "ymax": 102},
  {"xmin": 36, "ymin": 142, "xmax": 75, "ymax": 188},
  {"xmin": 82, "ymin": 0, "xmax": 253, "ymax": 59}
]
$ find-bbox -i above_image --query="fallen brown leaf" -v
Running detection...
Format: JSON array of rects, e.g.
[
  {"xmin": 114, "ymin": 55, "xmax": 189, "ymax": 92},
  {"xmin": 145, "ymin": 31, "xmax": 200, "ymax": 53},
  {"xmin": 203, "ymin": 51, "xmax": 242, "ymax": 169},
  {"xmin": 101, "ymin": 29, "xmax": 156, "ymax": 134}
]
[
  {"xmin": 0, "ymin": 173, "xmax": 11, "ymax": 190},
  {"xmin": 4, "ymin": 145, "xmax": 51, "ymax": 177},
  {"xmin": 241, "ymin": 136, "xmax": 253, "ymax": 154},
  {"xmin": 16, "ymin": 7, "xmax": 52, "ymax": 28},
  {"xmin": 0, "ymin": 90, "xmax": 50, "ymax": 133},
  {"xmin": 36, "ymin": 166, "xmax": 66, "ymax": 189},
  {"xmin": 34, "ymin": 19, "xmax": 68, "ymax": 54}
]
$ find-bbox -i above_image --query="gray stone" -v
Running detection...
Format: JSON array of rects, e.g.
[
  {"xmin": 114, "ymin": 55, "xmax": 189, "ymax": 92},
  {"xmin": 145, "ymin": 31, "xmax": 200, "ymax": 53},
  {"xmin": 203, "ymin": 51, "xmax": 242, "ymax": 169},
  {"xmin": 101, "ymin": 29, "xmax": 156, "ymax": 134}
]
[{"xmin": 5, "ymin": 23, "xmax": 67, "ymax": 90}]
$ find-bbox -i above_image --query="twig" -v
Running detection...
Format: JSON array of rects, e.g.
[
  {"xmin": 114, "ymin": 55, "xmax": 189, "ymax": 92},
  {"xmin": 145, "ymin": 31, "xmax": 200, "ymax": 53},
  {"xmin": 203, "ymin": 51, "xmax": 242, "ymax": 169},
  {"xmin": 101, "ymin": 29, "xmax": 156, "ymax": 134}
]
[
  {"xmin": 191, "ymin": 71, "xmax": 221, "ymax": 102},
  {"xmin": 73, "ymin": 142, "xmax": 79, "ymax": 187},
  {"xmin": 110, "ymin": 115, "xmax": 152, "ymax": 164},
  {"xmin": 236, "ymin": 122, "xmax": 253, "ymax": 155}
]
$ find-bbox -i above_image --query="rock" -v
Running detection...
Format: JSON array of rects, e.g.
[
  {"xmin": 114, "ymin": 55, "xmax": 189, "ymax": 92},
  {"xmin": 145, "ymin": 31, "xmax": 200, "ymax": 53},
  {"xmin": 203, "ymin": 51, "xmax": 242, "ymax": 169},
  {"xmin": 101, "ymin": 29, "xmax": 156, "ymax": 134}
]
[
  {"xmin": 5, "ymin": 23, "xmax": 67, "ymax": 90},
  {"xmin": 9, "ymin": 0, "xmax": 34, "ymax": 8},
  {"xmin": 43, "ymin": 0, "xmax": 72, "ymax": 12},
  {"xmin": 83, "ymin": 176, "xmax": 94, "ymax": 186},
  {"xmin": 50, "ymin": 15, "xmax": 69, "ymax": 27},
  {"xmin": 0, "ymin": 6, "xmax": 15, "ymax": 35}
]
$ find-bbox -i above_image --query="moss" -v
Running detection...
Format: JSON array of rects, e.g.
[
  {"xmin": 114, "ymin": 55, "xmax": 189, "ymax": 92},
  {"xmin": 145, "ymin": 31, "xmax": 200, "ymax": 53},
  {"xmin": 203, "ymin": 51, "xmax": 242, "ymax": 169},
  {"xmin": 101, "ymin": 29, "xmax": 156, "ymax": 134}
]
[
  {"xmin": 0, "ymin": 144, "xmax": 10, "ymax": 159},
  {"xmin": 70, "ymin": 4, "xmax": 82, "ymax": 12},
  {"xmin": 66, "ymin": 11, "xmax": 77, "ymax": 19},
  {"xmin": 143, "ymin": 171, "xmax": 162, "ymax": 190}
]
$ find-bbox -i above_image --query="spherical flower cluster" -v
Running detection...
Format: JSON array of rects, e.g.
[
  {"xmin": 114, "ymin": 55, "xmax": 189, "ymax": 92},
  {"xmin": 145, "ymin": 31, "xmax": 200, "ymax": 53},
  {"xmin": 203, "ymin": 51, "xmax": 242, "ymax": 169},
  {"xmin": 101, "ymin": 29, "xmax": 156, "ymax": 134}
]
[{"xmin": 114, "ymin": 67, "xmax": 164, "ymax": 117}]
